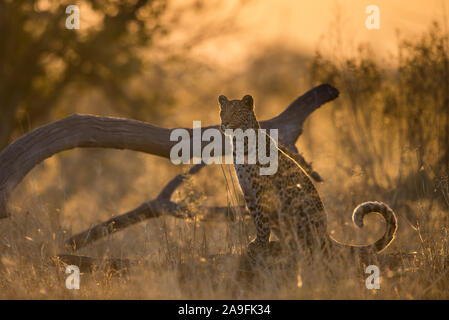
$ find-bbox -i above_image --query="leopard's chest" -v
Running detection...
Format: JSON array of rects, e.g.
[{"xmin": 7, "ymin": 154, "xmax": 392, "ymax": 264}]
[{"xmin": 234, "ymin": 163, "xmax": 262, "ymax": 199}]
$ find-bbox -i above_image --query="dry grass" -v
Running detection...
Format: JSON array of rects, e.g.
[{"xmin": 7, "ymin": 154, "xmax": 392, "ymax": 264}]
[{"xmin": 0, "ymin": 141, "xmax": 448, "ymax": 299}]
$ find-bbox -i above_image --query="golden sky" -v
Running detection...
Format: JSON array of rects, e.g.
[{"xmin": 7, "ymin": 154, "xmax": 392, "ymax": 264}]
[{"xmin": 192, "ymin": 0, "xmax": 449, "ymax": 66}]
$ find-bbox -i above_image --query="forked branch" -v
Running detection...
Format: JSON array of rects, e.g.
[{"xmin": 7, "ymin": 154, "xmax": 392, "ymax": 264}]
[{"xmin": 0, "ymin": 84, "xmax": 339, "ymax": 250}]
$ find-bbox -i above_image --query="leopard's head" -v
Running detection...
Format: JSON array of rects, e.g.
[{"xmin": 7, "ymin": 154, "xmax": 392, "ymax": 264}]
[{"xmin": 218, "ymin": 94, "xmax": 259, "ymax": 133}]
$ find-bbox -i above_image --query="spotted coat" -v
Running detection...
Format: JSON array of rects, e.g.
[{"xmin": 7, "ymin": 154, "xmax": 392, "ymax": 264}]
[{"xmin": 218, "ymin": 94, "xmax": 398, "ymax": 263}]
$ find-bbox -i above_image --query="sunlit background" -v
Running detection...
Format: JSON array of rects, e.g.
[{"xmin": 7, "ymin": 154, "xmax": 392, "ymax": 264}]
[{"xmin": 190, "ymin": 0, "xmax": 449, "ymax": 65}]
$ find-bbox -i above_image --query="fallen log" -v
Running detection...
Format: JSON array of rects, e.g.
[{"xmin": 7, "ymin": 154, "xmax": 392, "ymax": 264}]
[{"xmin": 0, "ymin": 84, "xmax": 339, "ymax": 250}]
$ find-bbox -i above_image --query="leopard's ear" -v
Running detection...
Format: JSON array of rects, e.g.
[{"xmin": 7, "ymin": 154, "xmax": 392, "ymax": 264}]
[
  {"xmin": 242, "ymin": 94, "xmax": 254, "ymax": 109},
  {"xmin": 218, "ymin": 95, "xmax": 228, "ymax": 107}
]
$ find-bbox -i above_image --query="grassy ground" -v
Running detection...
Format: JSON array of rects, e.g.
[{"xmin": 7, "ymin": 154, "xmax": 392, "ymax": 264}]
[{"xmin": 0, "ymin": 145, "xmax": 448, "ymax": 299}]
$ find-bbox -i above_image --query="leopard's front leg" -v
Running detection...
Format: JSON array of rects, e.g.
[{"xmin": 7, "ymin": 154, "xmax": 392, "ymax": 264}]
[
  {"xmin": 246, "ymin": 188, "xmax": 279, "ymax": 263},
  {"xmin": 248, "ymin": 206, "xmax": 270, "ymax": 254}
]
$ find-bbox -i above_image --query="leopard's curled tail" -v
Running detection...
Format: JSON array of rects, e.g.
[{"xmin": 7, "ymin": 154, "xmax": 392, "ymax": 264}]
[
  {"xmin": 330, "ymin": 201, "xmax": 398, "ymax": 254},
  {"xmin": 333, "ymin": 201, "xmax": 397, "ymax": 255},
  {"xmin": 352, "ymin": 201, "xmax": 398, "ymax": 253}
]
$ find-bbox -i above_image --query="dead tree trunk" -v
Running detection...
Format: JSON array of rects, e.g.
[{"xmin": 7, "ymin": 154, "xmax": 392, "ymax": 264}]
[{"xmin": 0, "ymin": 84, "xmax": 339, "ymax": 249}]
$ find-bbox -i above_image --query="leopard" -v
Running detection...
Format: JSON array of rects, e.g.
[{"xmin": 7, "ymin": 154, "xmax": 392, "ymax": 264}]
[{"xmin": 218, "ymin": 93, "xmax": 398, "ymax": 268}]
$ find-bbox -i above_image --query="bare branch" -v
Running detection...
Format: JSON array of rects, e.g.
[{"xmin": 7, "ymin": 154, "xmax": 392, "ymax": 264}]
[
  {"xmin": 268, "ymin": 83, "xmax": 339, "ymax": 146},
  {"xmin": 0, "ymin": 115, "xmax": 173, "ymax": 218},
  {"xmin": 66, "ymin": 200, "xmax": 177, "ymax": 251},
  {"xmin": 65, "ymin": 201, "xmax": 248, "ymax": 251},
  {"xmin": 157, "ymin": 163, "xmax": 206, "ymax": 200},
  {"xmin": 66, "ymin": 166, "xmax": 249, "ymax": 251}
]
